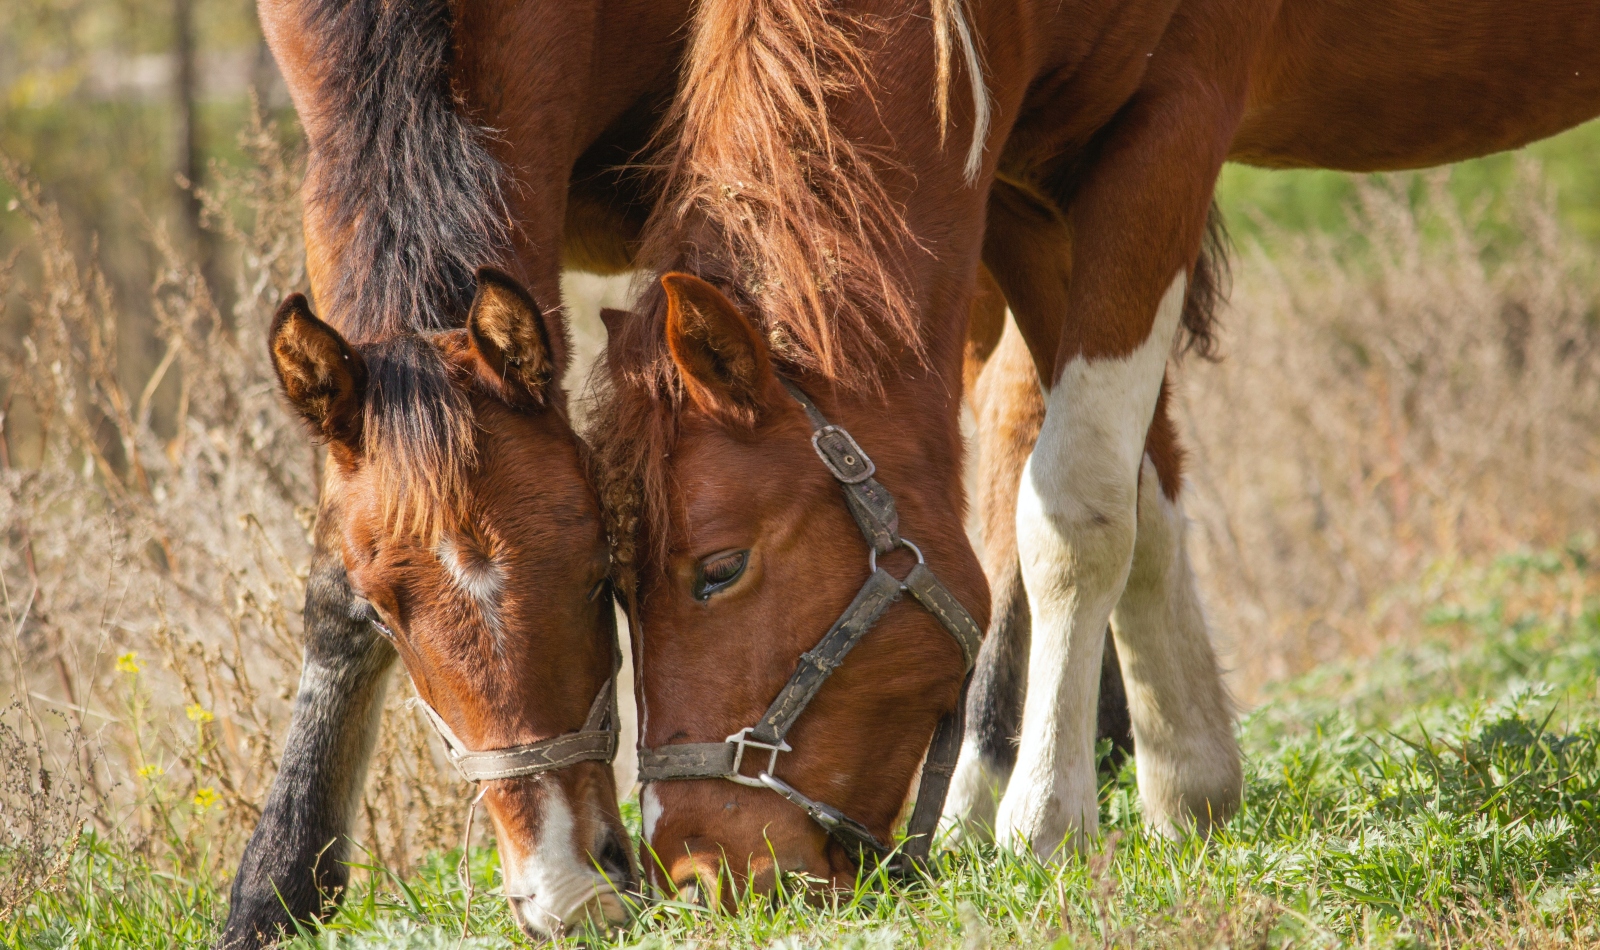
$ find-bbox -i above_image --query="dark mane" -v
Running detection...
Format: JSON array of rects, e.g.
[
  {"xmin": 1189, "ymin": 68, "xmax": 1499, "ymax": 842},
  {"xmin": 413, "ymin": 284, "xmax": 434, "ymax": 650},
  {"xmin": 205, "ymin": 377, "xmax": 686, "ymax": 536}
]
[
  {"xmin": 305, "ymin": 0, "xmax": 510, "ymax": 342},
  {"xmin": 361, "ymin": 335, "xmax": 477, "ymax": 539}
]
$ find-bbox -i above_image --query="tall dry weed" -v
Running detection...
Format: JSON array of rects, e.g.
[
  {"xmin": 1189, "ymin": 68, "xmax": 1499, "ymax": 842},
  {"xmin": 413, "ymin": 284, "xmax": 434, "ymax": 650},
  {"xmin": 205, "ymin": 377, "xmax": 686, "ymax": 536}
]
[
  {"xmin": 0, "ymin": 108, "xmax": 470, "ymax": 901},
  {"xmin": 1182, "ymin": 161, "xmax": 1600, "ymax": 694}
]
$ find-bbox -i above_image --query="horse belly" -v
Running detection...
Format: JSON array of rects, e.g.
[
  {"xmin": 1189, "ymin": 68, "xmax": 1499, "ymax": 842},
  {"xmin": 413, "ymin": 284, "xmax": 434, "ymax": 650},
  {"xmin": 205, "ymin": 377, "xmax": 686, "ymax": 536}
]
[{"xmin": 1232, "ymin": 0, "xmax": 1600, "ymax": 171}]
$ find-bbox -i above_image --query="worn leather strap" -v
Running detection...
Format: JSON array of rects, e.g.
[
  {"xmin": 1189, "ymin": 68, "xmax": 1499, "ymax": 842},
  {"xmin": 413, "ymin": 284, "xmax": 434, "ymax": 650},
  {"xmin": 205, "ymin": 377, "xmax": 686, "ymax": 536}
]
[
  {"xmin": 749, "ymin": 568, "xmax": 904, "ymax": 746},
  {"xmin": 637, "ymin": 741, "xmax": 738, "ymax": 780},
  {"xmin": 902, "ymin": 563, "xmax": 983, "ymax": 668},
  {"xmin": 415, "ymin": 676, "xmax": 619, "ymax": 782},
  {"xmin": 783, "ymin": 380, "xmax": 901, "ymax": 553},
  {"xmin": 897, "ymin": 681, "xmax": 968, "ymax": 866}
]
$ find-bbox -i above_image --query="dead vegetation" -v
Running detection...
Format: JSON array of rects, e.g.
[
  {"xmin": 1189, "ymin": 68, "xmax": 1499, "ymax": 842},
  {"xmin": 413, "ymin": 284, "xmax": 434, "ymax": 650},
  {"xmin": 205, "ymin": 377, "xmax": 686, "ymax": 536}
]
[
  {"xmin": 0, "ymin": 110, "xmax": 472, "ymax": 911},
  {"xmin": 1180, "ymin": 162, "xmax": 1600, "ymax": 695},
  {"xmin": 1, "ymin": 114, "xmax": 1596, "ymax": 925}
]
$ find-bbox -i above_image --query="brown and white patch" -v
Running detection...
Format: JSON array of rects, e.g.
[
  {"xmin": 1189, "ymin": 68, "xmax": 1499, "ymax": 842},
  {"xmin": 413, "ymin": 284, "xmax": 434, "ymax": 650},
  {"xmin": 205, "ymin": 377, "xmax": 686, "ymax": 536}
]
[{"xmin": 437, "ymin": 528, "xmax": 507, "ymax": 639}]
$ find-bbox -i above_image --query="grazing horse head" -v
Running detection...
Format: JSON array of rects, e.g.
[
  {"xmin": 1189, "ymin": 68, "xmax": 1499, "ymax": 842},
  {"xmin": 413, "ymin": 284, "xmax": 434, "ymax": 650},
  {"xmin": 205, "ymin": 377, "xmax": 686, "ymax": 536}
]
[
  {"xmin": 269, "ymin": 268, "xmax": 632, "ymax": 936},
  {"xmin": 587, "ymin": 0, "xmax": 994, "ymax": 901},
  {"xmin": 597, "ymin": 273, "xmax": 986, "ymax": 900}
]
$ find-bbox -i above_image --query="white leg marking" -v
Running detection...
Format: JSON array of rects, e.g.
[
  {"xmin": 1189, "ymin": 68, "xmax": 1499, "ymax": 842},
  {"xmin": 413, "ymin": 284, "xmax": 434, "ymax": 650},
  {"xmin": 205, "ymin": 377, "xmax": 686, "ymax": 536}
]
[
  {"xmin": 501, "ymin": 783, "xmax": 627, "ymax": 937},
  {"xmin": 940, "ymin": 736, "xmax": 1006, "ymax": 844},
  {"xmin": 1112, "ymin": 458, "xmax": 1241, "ymax": 838},
  {"xmin": 995, "ymin": 275, "xmax": 1186, "ymax": 860}
]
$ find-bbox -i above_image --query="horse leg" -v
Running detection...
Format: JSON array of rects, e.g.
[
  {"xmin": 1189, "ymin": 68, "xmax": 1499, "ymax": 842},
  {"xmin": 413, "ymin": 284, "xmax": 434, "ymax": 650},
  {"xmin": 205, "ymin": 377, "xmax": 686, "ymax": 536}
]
[
  {"xmin": 947, "ymin": 282, "xmax": 1136, "ymax": 842},
  {"xmin": 1110, "ymin": 378, "xmax": 1239, "ymax": 840},
  {"xmin": 219, "ymin": 496, "xmax": 395, "ymax": 948},
  {"xmin": 945, "ymin": 314, "xmax": 1042, "ymax": 840},
  {"xmin": 985, "ymin": 107, "xmax": 1242, "ymax": 861}
]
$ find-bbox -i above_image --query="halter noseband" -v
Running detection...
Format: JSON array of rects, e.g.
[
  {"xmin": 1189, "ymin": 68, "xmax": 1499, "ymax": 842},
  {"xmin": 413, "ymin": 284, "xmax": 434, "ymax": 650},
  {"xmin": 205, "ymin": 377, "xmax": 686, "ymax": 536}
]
[
  {"xmin": 414, "ymin": 674, "xmax": 619, "ymax": 782},
  {"xmin": 362, "ymin": 604, "xmax": 621, "ymax": 783},
  {"xmin": 636, "ymin": 379, "xmax": 983, "ymax": 873}
]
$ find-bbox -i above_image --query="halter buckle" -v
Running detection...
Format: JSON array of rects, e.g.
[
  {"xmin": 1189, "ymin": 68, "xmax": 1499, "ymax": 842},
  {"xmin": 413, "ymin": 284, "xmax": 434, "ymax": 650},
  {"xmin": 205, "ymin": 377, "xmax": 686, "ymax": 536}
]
[
  {"xmin": 724, "ymin": 728, "xmax": 791, "ymax": 787},
  {"xmin": 811, "ymin": 425, "xmax": 876, "ymax": 484}
]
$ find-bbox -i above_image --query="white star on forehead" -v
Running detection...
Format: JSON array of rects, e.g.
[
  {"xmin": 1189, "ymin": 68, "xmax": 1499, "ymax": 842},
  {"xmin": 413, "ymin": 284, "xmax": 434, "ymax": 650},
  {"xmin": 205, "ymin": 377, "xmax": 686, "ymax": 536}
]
[{"xmin": 437, "ymin": 530, "xmax": 506, "ymax": 640}]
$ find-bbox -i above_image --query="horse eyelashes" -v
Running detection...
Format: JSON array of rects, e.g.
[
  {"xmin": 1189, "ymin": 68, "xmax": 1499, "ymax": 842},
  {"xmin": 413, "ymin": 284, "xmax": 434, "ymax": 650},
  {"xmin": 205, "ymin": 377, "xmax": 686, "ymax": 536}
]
[{"xmin": 693, "ymin": 550, "xmax": 749, "ymax": 601}]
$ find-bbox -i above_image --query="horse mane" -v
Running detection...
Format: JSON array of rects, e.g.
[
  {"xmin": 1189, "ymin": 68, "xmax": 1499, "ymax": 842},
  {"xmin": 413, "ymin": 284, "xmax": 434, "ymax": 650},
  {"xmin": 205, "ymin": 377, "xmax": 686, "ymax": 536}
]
[
  {"xmin": 303, "ymin": 0, "xmax": 509, "ymax": 532},
  {"xmin": 594, "ymin": 0, "xmax": 988, "ymax": 585},
  {"xmin": 625, "ymin": 0, "xmax": 929, "ymax": 386}
]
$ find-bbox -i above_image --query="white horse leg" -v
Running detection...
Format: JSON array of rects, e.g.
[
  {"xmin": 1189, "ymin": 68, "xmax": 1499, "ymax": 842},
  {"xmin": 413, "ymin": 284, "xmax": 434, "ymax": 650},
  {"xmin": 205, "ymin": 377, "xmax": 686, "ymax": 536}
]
[
  {"xmin": 994, "ymin": 275, "xmax": 1186, "ymax": 859},
  {"xmin": 1113, "ymin": 456, "xmax": 1241, "ymax": 838}
]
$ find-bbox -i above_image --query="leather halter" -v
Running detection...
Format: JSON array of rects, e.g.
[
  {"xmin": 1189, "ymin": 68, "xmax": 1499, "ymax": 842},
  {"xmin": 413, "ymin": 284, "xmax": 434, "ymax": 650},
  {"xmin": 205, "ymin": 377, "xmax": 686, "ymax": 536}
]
[
  {"xmin": 414, "ymin": 674, "xmax": 619, "ymax": 782},
  {"xmin": 636, "ymin": 379, "xmax": 983, "ymax": 872},
  {"xmin": 361, "ymin": 605, "xmax": 620, "ymax": 783}
]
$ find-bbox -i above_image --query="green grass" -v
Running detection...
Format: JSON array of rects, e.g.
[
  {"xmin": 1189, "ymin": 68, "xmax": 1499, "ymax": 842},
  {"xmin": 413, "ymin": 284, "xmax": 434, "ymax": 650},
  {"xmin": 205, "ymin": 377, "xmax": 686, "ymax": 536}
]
[
  {"xmin": 8, "ymin": 548, "xmax": 1600, "ymax": 949},
  {"xmin": 1218, "ymin": 119, "xmax": 1600, "ymax": 246}
]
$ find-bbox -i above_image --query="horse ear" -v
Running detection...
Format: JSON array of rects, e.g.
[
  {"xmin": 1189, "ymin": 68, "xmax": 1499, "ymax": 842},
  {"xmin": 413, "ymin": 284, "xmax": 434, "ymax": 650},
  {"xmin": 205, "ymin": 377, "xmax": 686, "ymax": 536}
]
[
  {"xmin": 662, "ymin": 272, "xmax": 773, "ymax": 428},
  {"xmin": 467, "ymin": 267, "xmax": 556, "ymax": 408},
  {"xmin": 269, "ymin": 294, "xmax": 366, "ymax": 446}
]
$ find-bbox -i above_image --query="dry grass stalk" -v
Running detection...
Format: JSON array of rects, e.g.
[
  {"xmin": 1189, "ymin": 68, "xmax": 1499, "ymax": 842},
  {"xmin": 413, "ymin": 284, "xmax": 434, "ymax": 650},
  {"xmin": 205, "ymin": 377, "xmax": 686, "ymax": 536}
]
[
  {"xmin": 1180, "ymin": 161, "xmax": 1600, "ymax": 696},
  {"xmin": 0, "ymin": 106, "xmax": 468, "ymax": 889}
]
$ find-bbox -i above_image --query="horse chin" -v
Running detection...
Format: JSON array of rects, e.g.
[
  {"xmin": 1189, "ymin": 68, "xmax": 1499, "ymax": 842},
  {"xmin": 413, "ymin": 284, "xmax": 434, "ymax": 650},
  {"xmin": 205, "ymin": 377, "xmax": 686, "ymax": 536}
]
[{"xmin": 506, "ymin": 884, "xmax": 629, "ymax": 941}]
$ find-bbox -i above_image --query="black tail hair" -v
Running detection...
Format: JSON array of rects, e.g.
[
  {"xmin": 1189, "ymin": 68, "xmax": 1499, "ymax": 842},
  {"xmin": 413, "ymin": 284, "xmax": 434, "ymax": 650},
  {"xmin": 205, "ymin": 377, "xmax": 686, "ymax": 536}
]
[
  {"xmin": 1177, "ymin": 200, "xmax": 1230, "ymax": 361},
  {"xmin": 305, "ymin": 0, "xmax": 510, "ymax": 340}
]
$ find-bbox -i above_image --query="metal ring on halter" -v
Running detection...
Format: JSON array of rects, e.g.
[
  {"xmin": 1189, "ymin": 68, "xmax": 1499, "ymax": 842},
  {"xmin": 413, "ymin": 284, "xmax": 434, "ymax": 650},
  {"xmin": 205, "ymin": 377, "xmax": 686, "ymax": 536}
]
[{"xmin": 868, "ymin": 537, "xmax": 924, "ymax": 576}]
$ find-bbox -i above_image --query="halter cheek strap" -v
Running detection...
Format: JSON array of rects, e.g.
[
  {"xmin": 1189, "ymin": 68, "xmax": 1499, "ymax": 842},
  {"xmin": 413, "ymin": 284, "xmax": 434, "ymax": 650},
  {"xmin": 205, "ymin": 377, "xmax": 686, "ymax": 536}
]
[
  {"xmin": 636, "ymin": 379, "xmax": 983, "ymax": 873},
  {"xmin": 363, "ymin": 606, "xmax": 622, "ymax": 783},
  {"xmin": 412, "ymin": 674, "xmax": 619, "ymax": 782}
]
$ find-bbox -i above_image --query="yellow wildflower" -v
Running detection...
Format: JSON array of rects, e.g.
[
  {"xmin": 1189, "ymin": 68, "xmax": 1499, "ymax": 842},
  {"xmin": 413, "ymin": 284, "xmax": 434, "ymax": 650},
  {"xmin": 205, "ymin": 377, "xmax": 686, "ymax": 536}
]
[
  {"xmin": 193, "ymin": 787, "xmax": 220, "ymax": 811},
  {"xmin": 185, "ymin": 704, "xmax": 214, "ymax": 723},
  {"xmin": 115, "ymin": 652, "xmax": 141, "ymax": 674},
  {"xmin": 137, "ymin": 764, "xmax": 164, "ymax": 780}
]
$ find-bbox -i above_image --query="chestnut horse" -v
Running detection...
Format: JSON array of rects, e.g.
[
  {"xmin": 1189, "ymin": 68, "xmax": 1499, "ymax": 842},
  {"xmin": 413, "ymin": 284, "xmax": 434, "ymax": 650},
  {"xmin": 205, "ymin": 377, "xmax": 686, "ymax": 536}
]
[
  {"xmin": 222, "ymin": 0, "xmax": 688, "ymax": 945},
  {"xmin": 594, "ymin": 0, "xmax": 1600, "ymax": 894},
  {"xmin": 944, "ymin": 0, "xmax": 1600, "ymax": 858}
]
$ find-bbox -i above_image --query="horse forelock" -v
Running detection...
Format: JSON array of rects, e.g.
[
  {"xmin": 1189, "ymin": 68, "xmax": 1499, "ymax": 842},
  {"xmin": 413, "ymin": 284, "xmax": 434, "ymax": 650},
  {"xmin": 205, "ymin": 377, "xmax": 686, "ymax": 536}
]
[
  {"xmin": 305, "ymin": 0, "xmax": 511, "ymax": 343},
  {"xmin": 595, "ymin": 0, "xmax": 992, "ymax": 582},
  {"xmin": 359, "ymin": 336, "xmax": 478, "ymax": 541},
  {"xmin": 585, "ymin": 350, "xmax": 679, "ymax": 599}
]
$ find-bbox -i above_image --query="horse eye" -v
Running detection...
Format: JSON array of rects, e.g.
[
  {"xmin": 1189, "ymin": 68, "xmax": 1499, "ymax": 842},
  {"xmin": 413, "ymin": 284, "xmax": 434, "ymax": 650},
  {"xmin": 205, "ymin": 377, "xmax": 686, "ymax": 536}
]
[
  {"xmin": 693, "ymin": 550, "xmax": 749, "ymax": 602},
  {"xmin": 351, "ymin": 595, "xmax": 395, "ymax": 640}
]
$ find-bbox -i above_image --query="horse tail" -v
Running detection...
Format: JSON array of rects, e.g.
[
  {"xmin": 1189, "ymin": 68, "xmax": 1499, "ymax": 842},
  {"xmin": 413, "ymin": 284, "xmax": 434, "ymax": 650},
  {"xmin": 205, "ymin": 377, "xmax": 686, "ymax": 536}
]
[
  {"xmin": 1178, "ymin": 200, "xmax": 1231, "ymax": 361},
  {"xmin": 305, "ymin": 0, "xmax": 510, "ymax": 340}
]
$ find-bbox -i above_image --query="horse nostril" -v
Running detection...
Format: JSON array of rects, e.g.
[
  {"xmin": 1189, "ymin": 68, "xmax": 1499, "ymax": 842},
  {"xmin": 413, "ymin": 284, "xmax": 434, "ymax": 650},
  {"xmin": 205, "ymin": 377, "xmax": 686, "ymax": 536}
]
[{"xmin": 596, "ymin": 829, "xmax": 634, "ymax": 887}]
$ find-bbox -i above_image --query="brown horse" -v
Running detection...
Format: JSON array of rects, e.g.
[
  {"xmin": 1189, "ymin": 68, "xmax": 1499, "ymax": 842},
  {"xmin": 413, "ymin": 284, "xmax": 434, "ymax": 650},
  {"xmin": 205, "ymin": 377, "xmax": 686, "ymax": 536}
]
[
  {"xmin": 223, "ymin": 0, "xmax": 688, "ymax": 944},
  {"xmin": 594, "ymin": 0, "xmax": 995, "ymax": 897},
  {"xmin": 594, "ymin": 0, "xmax": 1600, "ymax": 894},
  {"xmin": 945, "ymin": 0, "xmax": 1600, "ymax": 859}
]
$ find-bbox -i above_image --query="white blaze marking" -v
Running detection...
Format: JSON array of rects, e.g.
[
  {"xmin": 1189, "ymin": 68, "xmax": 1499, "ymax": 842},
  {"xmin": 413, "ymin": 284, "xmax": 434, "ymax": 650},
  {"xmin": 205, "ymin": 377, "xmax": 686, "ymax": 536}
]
[
  {"xmin": 641, "ymin": 785, "xmax": 662, "ymax": 844},
  {"xmin": 502, "ymin": 786, "xmax": 625, "ymax": 936}
]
